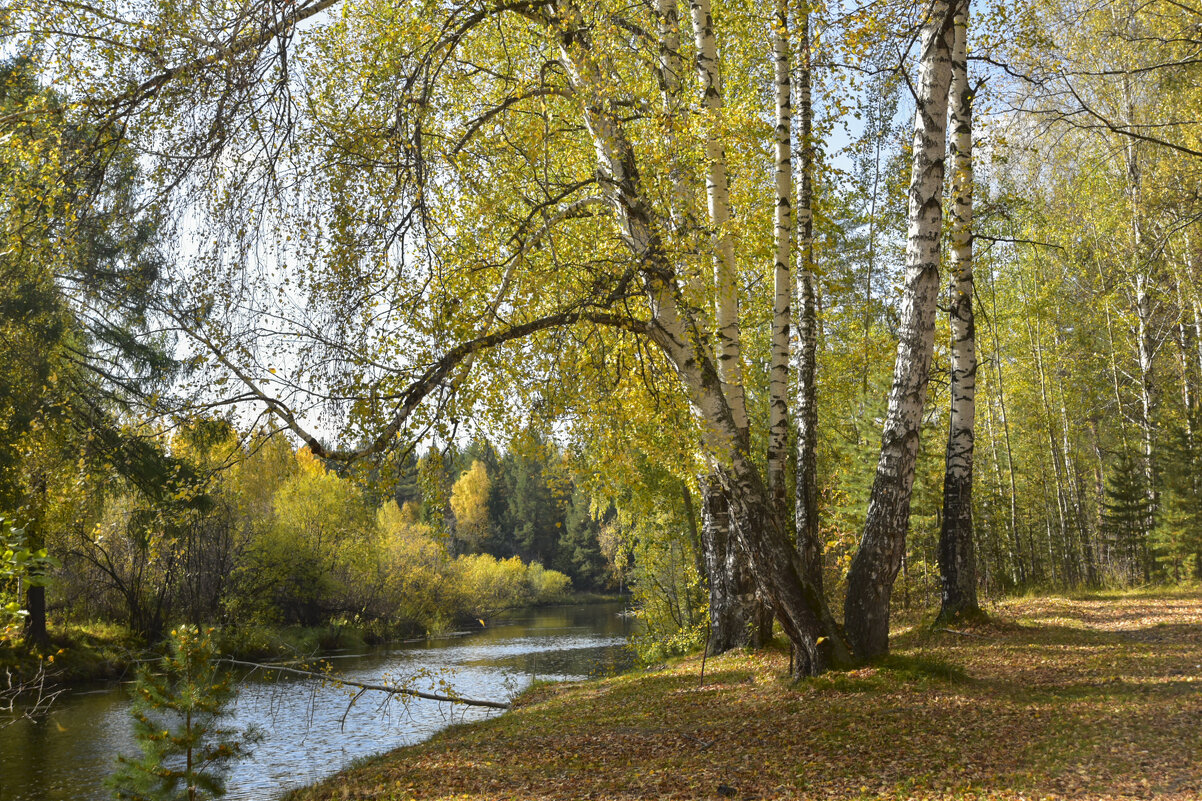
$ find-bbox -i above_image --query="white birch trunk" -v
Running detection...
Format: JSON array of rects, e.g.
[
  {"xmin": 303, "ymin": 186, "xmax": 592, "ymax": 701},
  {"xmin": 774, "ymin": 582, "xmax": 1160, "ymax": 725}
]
[
  {"xmin": 844, "ymin": 0, "xmax": 954, "ymax": 659},
  {"xmin": 936, "ymin": 0, "xmax": 980, "ymax": 622},
  {"xmin": 688, "ymin": 0, "xmax": 749, "ymax": 440},
  {"xmin": 767, "ymin": 0, "xmax": 793, "ymax": 512},
  {"xmin": 656, "ymin": 0, "xmax": 763, "ymax": 651},
  {"xmin": 549, "ymin": 0, "xmax": 849, "ymax": 674},
  {"xmin": 1122, "ymin": 68, "xmax": 1156, "ymax": 567}
]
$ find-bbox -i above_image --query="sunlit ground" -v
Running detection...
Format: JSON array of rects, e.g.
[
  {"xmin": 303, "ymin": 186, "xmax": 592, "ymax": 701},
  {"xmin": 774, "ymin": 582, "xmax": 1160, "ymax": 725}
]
[{"xmin": 288, "ymin": 591, "xmax": 1202, "ymax": 800}]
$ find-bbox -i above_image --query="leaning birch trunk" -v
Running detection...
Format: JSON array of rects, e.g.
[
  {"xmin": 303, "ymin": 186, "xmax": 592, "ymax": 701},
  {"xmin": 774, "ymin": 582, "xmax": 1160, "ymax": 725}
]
[
  {"xmin": 936, "ymin": 0, "xmax": 981, "ymax": 623},
  {"xmin": 766, "ymin": 0, "xmax": 793, "ymax": 514},
  {"xmin": 844, "ymin": 0, "xmax": 954, "ymax": 659},
  {"xmin": 549, "ymin": 0, "xmax": 849, "ymax": 674},
  {"xmin": 793, "ymin": 0, "xmax": 823, "ymax": 594}
]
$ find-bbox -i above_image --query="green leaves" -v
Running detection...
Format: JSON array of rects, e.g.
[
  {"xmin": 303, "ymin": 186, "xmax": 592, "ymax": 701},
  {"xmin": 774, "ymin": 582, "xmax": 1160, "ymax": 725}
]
[
  {"xmin": 1, "ymin": 517, "xmax": 59, "ymax": 641},
  {"xmin": 109, "ymin": 625, "xmax": 261, "ymax": 801}
]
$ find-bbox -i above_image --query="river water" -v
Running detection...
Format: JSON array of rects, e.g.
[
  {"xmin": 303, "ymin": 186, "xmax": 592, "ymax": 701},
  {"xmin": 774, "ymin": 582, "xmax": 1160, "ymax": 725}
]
[{"xmin": 0, "ymin": 602, "xmax": 633, "ymax": 800}]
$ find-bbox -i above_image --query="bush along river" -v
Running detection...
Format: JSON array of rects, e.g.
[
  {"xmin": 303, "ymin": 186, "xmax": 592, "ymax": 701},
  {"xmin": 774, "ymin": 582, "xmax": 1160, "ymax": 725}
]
[{"xmin": 0, "ymin": 602, "xmax": 634, "ymax": 800}]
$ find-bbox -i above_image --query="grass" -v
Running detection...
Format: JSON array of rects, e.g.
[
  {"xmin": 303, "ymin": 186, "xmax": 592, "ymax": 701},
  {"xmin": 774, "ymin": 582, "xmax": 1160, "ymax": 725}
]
[
  {"xmin": 1, "ymin": 619, "xmax": 372, "ymax": 684},
  {"xmin": 0, "ymin": 620, "xmax": 140, "ymax": 682},
  {"xmin": 285, "ymin": 592, "xmax": 1202, "ymax": 800},
  {"xmin": 1, "ymin": 594, "xmax": 623, "ymax": 685}
]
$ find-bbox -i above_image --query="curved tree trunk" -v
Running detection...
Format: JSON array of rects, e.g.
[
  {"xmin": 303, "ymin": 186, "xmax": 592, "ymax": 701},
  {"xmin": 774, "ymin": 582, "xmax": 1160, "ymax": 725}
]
[
  {"xmin": 936, "ymin": 0, "xmax": 981, "ymax": 623},
  {"xmin": 844, "ymin": 0, "xmax": 954, "ymax": 659},
  {"xmin": 550, "ymin": 0, "xmax": 848, "ymax": 674}
]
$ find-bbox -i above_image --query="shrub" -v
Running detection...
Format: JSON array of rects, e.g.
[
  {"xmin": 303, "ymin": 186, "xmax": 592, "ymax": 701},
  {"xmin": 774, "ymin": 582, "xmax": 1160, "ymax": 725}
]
[{"xmin": 526, "ymin": 563, "xmax": 571, "ymax": 604}]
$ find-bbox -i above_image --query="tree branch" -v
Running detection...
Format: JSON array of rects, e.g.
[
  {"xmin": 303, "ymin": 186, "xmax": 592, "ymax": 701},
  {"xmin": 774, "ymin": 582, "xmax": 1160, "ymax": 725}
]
[{"xmin": 219, "ymin": 659, "xmax": 511, "ymax": 709}]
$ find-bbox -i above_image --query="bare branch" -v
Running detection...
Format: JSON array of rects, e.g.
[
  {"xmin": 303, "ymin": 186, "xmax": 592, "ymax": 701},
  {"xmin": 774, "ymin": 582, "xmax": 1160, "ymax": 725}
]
[{"xmin": 219, "ymin": 659, "xmax": 511, "ymax": 709}]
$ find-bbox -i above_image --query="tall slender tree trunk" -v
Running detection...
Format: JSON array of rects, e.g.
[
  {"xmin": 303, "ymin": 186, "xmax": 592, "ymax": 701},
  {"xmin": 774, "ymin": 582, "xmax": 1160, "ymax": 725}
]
[
  {"xmin": 1122, "ymin": 68, "xmax": 1157, "ymax": 570},
  {"xmin": 844, "ymin": 0, "xmax": 954, "ymax": 659},
  {"xmin": 936, "ymin": 0, "xmax": 980, "ymax": 622},
  {"xmin": 767, "ymin": 0, "xmax": 793, "ymax": 515},
  {"xmin": 985, "ymin": 255, "xmax": 1025, "ymax": 584},
  {"xmin": 689, "ymin": 0, "xmax": 748, "ymax": 439},
  {"xmin": 654, "ymin": 0, "xmax": 762, "ymax": 647},
  {"xmin": 1059, "ymin": 379, "xmax": 1097, "ymax": 586},
  {"xmin": 686, "ymin": 0, "xmax": 772, "ymax": 645},
  {"xmin": 1135, "ymin": 273, "xmax": 1157, "ymax": 558},
  {"xmin": 983, "ymin": 385, "xmax": 1017, "ymax": 585},
  {"xmin": 793, "ymin": 0, "xmax": 823, "ymax": 594},
  {"xmin": 1027, "ymin": 302, "xmax": 1074, "ymax": 579},
  {"xmin": 1089, "ymin": 420, "xmax": 1110, "ymax": 571}
]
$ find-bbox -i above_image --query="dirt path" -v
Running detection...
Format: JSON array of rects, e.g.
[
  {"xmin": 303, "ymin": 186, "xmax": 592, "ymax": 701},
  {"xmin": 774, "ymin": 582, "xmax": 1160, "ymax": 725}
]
[{"xmin": 287, "ymin": 592, "xmax": 1202, "ymax": 800}]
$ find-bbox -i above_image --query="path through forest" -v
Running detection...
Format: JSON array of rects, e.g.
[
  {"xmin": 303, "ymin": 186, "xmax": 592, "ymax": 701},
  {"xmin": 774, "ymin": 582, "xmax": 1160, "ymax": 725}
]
[{"xmin": 288, "ymin": 592, "xmax": 1202, "ymax": 800}]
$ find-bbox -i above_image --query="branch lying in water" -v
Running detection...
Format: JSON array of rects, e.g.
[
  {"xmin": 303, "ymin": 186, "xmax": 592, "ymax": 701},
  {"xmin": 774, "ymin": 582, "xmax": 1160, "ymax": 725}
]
[
  {"xmin": 218, "ymin": 658, "xmax": 512, "ymax": 710},
  {"xmin": 2, "ymin": 663, "xmax": 66, "ymax": 726}
]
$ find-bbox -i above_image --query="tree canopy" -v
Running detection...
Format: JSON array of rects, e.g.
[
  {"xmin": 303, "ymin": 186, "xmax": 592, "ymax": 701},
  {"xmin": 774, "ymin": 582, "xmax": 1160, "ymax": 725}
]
[{"xmin": 4, "ymin": 0, "xmax": 1202, "ymax": 674}]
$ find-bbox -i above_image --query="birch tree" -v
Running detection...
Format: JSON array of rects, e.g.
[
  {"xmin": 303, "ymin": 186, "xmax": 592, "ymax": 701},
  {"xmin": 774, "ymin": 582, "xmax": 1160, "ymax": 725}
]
[
  {"xmin": 12, "ymin": 0, "xmax": 976, "ymax": 671},
  {"xmin": 793, "ymin": 0, "xmax": 823, "ymax": 595},
  {"xmin": 936, "ymin": 0, "xmax": 981, "ymax": 623},
  {"xmin": 844, "ymin": 0, "xmax": 955, "ymax": 659},
  {"xmin": 766, "ymin": 0, "xmax": 793, "ymax": 517},
  {"xmin": 686, "ymin": 0, "xmax": 769, "ymax": 652}
]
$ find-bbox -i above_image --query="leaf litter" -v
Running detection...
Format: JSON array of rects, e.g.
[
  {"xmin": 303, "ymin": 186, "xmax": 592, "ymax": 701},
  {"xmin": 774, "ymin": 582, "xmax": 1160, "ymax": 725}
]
[{"xmin": 287, "ymin": 592, "xmax": 1202, "ymax": 800}]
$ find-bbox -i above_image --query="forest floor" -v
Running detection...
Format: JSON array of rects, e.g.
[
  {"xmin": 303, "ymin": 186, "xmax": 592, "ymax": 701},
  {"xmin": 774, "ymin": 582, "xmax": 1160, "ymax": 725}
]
[{"xmin": 286, "ymin": 590, "xmax": 1202, "ymax": 801}]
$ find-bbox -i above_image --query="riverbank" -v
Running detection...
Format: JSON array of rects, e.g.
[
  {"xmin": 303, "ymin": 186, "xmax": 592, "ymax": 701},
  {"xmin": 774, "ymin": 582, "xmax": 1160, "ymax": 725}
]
[
  {"xmin": 0, "ymin": 593, "xmax": 628, "ymax": 685},
  {"xmin": 287, "ymin": 592, "xmax": 1202, "ymax": 800},
  {"xmin": 1, "ymin": 601, "xmax": 634, "ymax": 801}
]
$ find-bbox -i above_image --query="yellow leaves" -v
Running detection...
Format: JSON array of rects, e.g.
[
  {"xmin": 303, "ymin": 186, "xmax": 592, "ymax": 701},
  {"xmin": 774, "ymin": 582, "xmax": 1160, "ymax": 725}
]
[{"xmin": 450, "ymin": 460, "xmax": 491, "ymax": 549}]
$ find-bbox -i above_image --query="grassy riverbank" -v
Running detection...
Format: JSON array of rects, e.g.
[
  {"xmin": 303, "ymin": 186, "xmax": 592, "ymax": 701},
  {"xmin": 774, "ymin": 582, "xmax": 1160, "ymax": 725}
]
[
  {"xmin": 0, "ymin": 594, "xmax": 627, "ymax": 684},
  {"xmin": 287, "ymin": 591, "xmax": 1202, "ymax": 800},
  {"xmin": 0, "ymin": 620, "xmax": 364, "ymax": 684}
]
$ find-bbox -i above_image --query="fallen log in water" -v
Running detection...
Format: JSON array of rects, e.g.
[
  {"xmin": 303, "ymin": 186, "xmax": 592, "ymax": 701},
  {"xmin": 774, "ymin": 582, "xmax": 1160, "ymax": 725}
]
[{"xmin": 219, "ymin": 658, "xmax": 511, "ymax": 710}]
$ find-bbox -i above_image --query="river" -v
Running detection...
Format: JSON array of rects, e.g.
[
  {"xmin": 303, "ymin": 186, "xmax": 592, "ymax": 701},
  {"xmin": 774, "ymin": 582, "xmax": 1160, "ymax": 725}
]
[{"xmin": 0, "ymin": 602, "xmax": 633, "ymax": 800}]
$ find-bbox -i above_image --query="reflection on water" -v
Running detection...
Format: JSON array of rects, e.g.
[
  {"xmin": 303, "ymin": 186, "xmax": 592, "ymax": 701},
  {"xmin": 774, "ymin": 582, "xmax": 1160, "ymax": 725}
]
[{"xmin": 0, "ymin": 602, "xmax": 633, "ymax": 801}]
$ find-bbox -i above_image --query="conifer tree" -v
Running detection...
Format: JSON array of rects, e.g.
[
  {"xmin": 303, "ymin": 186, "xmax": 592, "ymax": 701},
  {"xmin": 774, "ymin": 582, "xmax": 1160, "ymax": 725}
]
[{"xmin": 110, "ymin": 626, "xmax": 260, "ymax": 801}]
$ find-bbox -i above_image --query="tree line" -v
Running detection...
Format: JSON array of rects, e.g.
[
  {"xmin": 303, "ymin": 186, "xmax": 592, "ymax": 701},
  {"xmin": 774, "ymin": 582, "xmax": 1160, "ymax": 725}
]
[{"xmin": 4, "ymin": 413, "xmax": 620, "ymax": 645}]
